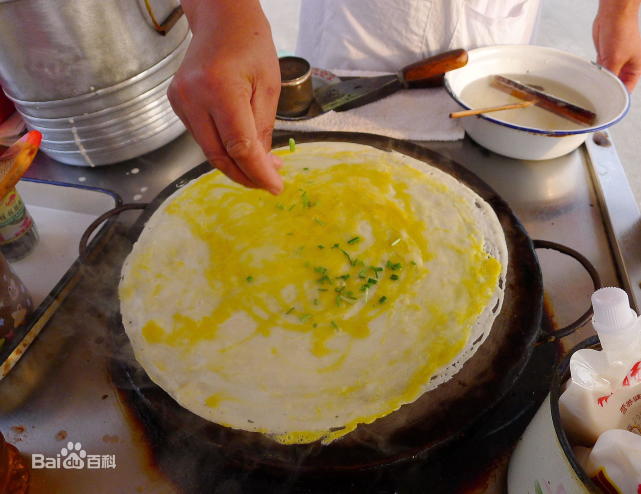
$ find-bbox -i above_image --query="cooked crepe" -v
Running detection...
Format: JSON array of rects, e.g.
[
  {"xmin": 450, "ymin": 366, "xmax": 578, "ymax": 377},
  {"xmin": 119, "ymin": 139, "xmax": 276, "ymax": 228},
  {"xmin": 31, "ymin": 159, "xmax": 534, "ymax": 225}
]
[{"xmin": 119, "ymin": 142, "xmax": 508, "ymax": 445}]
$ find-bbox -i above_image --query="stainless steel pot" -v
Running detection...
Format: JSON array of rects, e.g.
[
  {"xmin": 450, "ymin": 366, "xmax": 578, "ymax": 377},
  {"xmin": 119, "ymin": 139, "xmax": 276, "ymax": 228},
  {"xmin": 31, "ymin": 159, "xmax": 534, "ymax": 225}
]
[{"xmin": 0, "ymin": 0, "xmax": 189, "ymax": 166}]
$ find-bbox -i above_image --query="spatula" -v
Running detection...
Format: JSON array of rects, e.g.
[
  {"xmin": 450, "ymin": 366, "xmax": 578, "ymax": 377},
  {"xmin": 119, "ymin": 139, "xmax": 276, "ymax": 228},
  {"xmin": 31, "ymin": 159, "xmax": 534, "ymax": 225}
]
[{"xmin": 314, "ymin": 49, "xmax": 469, "ymax": 112}]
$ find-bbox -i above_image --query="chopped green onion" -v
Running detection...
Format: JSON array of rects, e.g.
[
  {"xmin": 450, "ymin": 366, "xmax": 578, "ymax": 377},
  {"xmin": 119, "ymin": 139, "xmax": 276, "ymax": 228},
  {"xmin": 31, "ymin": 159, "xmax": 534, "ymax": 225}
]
[
  {"xmin": 246, "ymin": 276, "xmax": 254, "ymax": 282},
  {"xmin": 361, "ymin": 277, "xmax": 378, "ymax": 292},
  {"xmin": 303, "ymin": 167, "xmax": 309, "ymax": 171},
  {"xmin": 379, "ymin": 296, "xmax": 388, "ymax": 304},
  {"xmin": 331, "ymin": 320, "xmax": 339, "ymax": 330},
  {"xmin": 285, "ymin": 307, "xmax": 295, "ymax": 315},
  {"xmin": 390, "ymin": 274, "xmax": 399, "ymax": 281},
  {"xmin": 370, "ymin": 266, "xmax": 383, "ymax": 279},
  {"xmin": 386, "ymin": 261, "xmax": 402, "ymax": 271},
  {"xmin": 299, "ymin": 313, "xmax": 311, "ymax": 322},
  {"xmin": 358, "ymin": 270, "xmax": 368, "ymax": 279},
  {"xmin": 318, "ymin": 288, "xmax": 328, "ymax": 292},
  {"xmin": 339, "ymin": 248, "xmax": 355, "ymax": 266},
  {"xmin": 347, "ymin": 236, "xmax": 360, "ymax": 245},
  {"xmin": 314, "ymin": 266, "xmax": 328, "ymax": 275},
  {"xmin": 301, "ymin": 190, "xmax": 315, "ymax": 208},
  {"xmin": 289, "ymin": 137, "xmax": 296, "ymax": 152},
  {"xmin": 336, "ymin": 274, "xmax": 350, "ymax": 280},
  {"xmin": 331, "ymin": 243, "xmax": 339, "ymax": 249},
  {"xmin": 317, "ymin": 244, "xmax": 325, "ymax": 249},
  {"xmin": 317, "ymin": 275, "xmax": 332, "ymax": 284}
]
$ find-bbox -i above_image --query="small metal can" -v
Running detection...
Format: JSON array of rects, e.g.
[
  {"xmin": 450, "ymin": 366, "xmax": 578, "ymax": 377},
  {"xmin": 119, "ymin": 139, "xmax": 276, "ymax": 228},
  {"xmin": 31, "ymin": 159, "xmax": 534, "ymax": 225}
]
[
  {"xmin": 0, "ymin": 187, "xmax": 38, "ymax": 262},
  {"xmin": 277, "ymin": 56, "xmax": 314, "ymax": 117}
]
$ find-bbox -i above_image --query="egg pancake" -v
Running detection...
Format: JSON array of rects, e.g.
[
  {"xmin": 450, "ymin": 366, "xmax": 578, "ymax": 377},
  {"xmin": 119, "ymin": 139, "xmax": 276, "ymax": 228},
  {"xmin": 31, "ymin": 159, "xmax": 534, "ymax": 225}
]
[{"xmin": 119, "ymin": 142, "xmax": 508, "ymax": 445}]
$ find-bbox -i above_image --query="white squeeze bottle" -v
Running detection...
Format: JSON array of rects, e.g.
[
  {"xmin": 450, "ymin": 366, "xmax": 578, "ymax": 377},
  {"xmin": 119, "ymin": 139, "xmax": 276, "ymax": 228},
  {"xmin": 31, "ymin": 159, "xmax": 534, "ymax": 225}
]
[
  {"xmin": 585, "ymin": 429, "xmax": 641, "ymax": 493},
  {"xmin": 559, "ymin": 287, "xmax": 641, "ymax": 446}
]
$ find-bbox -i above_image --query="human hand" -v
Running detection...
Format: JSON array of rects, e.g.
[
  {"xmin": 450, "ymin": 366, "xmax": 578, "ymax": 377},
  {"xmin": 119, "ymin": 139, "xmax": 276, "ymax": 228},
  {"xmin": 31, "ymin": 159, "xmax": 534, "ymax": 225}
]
[
  {"xmin": 593, "ymin": 0, "xmax": 641, "ymax": 92},
  {"xmin": 168, "ymin": 0, "xmax": 283, "ymax": 194}
]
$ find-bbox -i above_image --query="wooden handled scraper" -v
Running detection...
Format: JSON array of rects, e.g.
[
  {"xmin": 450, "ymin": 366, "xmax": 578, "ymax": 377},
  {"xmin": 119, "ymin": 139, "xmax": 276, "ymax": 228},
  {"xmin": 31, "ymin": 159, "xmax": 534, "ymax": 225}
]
[
  {"xmin": 314, "ymin": 49, "xmax": 469, "ymax": 112},
  {"xmin": 490, "ymin": 75, "xmax": 597, "ymax": 125}
]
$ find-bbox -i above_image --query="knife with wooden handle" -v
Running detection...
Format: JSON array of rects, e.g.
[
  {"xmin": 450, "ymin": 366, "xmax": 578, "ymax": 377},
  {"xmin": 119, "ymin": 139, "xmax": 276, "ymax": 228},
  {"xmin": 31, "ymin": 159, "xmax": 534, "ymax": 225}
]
[{"xmin": 314, "ymin": 49, "xmax": 469, "ymax": 112}]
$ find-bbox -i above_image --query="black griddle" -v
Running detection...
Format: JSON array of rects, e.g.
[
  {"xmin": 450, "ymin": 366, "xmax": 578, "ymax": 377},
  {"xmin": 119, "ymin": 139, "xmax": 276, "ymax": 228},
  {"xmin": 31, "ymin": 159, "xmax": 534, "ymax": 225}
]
[{"xmin": 99, "ymin": 132, "xmax": 599, "ymax": 491}]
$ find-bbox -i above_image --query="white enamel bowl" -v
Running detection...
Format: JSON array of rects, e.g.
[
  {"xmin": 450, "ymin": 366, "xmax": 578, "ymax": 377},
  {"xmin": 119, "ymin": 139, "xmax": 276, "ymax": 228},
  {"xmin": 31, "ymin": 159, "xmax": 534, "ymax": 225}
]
[{"xmin": 444, "ymin": 45, "xmax": 630, "ymax": 160}]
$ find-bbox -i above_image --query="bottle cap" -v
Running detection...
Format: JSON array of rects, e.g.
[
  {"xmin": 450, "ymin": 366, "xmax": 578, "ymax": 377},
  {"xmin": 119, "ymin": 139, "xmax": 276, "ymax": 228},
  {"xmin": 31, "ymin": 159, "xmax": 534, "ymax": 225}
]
[
  {"xmin": 592, "ymin": 287, "xmax": 636, "ymax": 332},
  {"xmin": 0, "ymin": 131, "xmax": 42, "ymax": 200}
]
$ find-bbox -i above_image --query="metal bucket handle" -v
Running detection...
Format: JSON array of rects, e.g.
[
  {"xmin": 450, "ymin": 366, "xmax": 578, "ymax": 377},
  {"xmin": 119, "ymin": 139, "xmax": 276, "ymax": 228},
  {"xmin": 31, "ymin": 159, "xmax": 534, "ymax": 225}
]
[
  {"xmin": 143, "ymin": 1, "xmax": 184, "ymax": 35},
  {"xmin": 78, "ymin": 203, "xmax": 148, "ymax": 260},
  {"xmin": 533, "ymin": 239, "xmax": 603, "ymax": 341}
]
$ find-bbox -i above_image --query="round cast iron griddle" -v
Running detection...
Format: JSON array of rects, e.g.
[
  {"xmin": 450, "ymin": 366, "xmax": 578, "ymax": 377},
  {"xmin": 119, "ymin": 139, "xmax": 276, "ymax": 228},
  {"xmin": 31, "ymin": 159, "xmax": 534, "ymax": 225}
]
[{"xmin": 111, "ymin": 132, "xmax": 543, "ymax": 472}]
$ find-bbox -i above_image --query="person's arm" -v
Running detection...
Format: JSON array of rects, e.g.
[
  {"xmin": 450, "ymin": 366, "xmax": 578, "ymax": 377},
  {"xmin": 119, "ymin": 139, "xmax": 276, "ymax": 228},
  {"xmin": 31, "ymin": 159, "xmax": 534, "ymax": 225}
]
[
  {"xmin": 593, "ymin": 0, "xmax": 641, "ymax": 91},
  {"xmin": 168, "ymin": 0, "xmax": 284, "ymax": 194}
]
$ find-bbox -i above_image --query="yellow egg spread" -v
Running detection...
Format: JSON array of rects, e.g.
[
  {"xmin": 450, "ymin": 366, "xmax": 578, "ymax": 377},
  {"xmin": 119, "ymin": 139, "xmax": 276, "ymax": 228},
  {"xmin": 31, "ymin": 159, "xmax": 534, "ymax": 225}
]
[{"xmin": 119, "ymin": 142, "xmax": 507, "ymax": 445}]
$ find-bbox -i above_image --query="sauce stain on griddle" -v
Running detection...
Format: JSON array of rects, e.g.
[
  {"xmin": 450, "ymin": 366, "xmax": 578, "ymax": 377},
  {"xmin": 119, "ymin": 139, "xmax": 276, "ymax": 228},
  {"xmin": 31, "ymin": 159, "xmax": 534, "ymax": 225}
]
[{"xmin": 102, "ymin": 434, "xmax": 120, "ymax": 444}]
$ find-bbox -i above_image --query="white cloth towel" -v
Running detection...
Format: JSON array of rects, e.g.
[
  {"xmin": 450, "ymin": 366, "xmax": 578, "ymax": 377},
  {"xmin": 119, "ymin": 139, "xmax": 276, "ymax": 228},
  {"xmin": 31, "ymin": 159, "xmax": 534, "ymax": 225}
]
[{"xmin": 274, "ymin": 69, "xmax": 465, "ymax": 141}]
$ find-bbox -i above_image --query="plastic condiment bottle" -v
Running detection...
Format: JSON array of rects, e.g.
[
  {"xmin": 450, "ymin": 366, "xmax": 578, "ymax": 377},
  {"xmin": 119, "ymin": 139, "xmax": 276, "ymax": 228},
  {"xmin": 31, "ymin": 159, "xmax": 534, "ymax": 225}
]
[
  {"xmin": 586, "ymin": 429, "xmax": 641, "ymax": 494},
  {"xmin": 0, "ymin": 131, "xmax": 41, "ymax": 261},
  {"xmin": 559, "ymin": 287, "xmax": 641, "ymax": 446}
]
